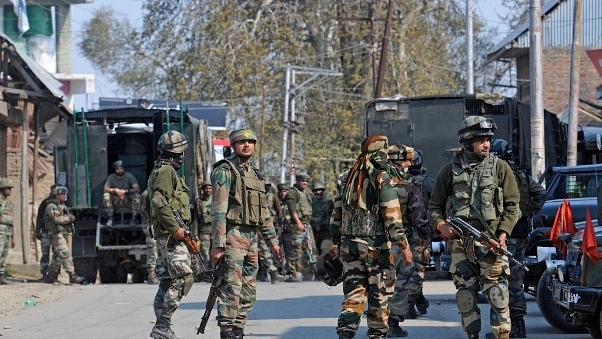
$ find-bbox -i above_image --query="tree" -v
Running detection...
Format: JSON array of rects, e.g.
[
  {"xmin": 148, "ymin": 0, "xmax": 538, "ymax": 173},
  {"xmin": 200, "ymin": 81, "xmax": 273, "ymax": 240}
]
[{"xmin": 78, "ymin": 0, "xmax": 502, "ymax": 185}]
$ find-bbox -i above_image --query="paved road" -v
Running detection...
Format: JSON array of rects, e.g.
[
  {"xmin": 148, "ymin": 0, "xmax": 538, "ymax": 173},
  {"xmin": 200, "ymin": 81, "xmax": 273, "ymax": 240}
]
[{"xmin": 0, "ymin": 278, "xmax": 593, "ymax": 339}]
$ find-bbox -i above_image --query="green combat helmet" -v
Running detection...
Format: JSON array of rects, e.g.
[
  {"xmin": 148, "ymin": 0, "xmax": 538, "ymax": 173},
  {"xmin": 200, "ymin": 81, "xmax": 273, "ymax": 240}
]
[
  {"xmin": 410, "ymin": 149, "xmax": 424, "ymax": 169},
  {"xmin": 0, "ymin": 178, "xmax": 13, "ymax": 189},
  {"xmin": 157, "ymin": 130, "xmax": 189, "ymax": 154},
  {"xmin": 457, "ymin": 116, "xmax": 497, "ymax": 142},
  {"xmin": 296, "ymin": 172, "xmax": 311, "ymax": 181},
  {"xmin": 229, "ymin": 129, "xmax": 257, "ymax": 145},
  {"xmin": 311, "ymin": 180, "xmax": 326, "ymax": 191}
]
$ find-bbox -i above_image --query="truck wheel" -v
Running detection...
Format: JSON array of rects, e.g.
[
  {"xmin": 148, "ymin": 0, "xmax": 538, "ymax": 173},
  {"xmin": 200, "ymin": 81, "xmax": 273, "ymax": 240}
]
[
  {"xmin": 74, "ymin": 258, "xmax": 98, "ymax": 283},
  {"xmin": 536, "ymin": 271, "xmax": 587, "ymax": 333},
  {"xmin": 99, "ymin": 262, "xmax": 127, "ymax": 284},
  {"xmin": 131, "ymin": 268, "xmax": 146, "ymax": 284},
  {"xmin": 586, "ymin": 308, "xmax": 602, "ymax": 339}
]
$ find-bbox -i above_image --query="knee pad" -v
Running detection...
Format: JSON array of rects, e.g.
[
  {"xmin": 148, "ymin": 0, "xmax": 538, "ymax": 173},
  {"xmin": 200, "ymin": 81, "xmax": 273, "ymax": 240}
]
[
  {"xmin": 456, "ymin": 289, "xmax": 477, "ymax": 314},
  {"xmin": 486, "ymin": 284, "xmax": 509, "ymax": 311}
]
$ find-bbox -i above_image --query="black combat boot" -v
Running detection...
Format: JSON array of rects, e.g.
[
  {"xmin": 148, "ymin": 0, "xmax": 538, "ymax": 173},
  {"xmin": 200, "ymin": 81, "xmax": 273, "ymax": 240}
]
[
  {"xmin": 150, "ymin": 318, "xmax": 181, "ymax": 339},
  {"xmin": 467, "ymin": 333, "xmax": 480, "ymax": 339},
  {"xmin": 387, "ymin": 318, "xmax": 408, "ymax": 338},
  {"xmin": 404, "ymin": 303, "xmax": 418, "ymax": 319},
  {"xmin": 415, "ymin": 295, "xmax": 429, "ymax": 315},
  {"xmin": 0, "ymin": 274, "xmax": 15, "ymax": 285},
  {"xmin": 338, "ymin": 331, "xmax": 355, "ymax": 339},
  {"xmin": 510, "ymin": 318, "xmax": 526, "ymax": 338},
  {"xmin": 69, "ymin": 273, "xmax": 88, "ymax": 285},
  {"xmin": 43, "ymin": 273, "xmax": 59, "ymax": 284},
  {"xmin": 233, "ymin": 327, "xmax": 244, "ymax": 339},
  {"xmin": 220, "ymin": 328, "xmax": 237, "ymax": 339}
]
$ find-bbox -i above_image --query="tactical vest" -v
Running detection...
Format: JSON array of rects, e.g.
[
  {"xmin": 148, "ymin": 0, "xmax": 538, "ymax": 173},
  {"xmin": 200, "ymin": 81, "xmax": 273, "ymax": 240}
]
[
  {"xmin": 338, "ymin": 170, "xmax": 385, "ymax": 237},
  {"xmin": 214, "ymin": 159, "xmax": 270, "ymax": 226},
  {"xmin": 310, "ymin": 196, "xmax": 333, "ymax": 232},
  {"xmin": 450, "ymin": 156, "xmax": 502, "ymax": 229},
  {"xmin": 290, "ymin": 186, "xmax": 312, "ymax": 222},
  {"xmin": 148, "ymin": 161, "xmax": 191, "ymax": 228},
  {"xmin": 0, "ymin": 197, "xmax": 14, "ymax": 227},
  {"xmin": 198, "ymin": 196, "xmax": 213, "ymax": 226},
  {"xmin": 510, "ymin": 164, "xmax": 532, "ymax": 220},
  {"xmin": 266, "ymin": 191, "xmax": 277, "ymax": 217}
]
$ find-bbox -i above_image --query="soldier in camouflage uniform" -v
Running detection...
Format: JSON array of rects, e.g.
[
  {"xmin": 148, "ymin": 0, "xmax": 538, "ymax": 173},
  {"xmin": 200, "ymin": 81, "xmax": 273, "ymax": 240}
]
[
  {"xmin": 44, "ymin": 185, "xmax": 86, "ymax": 285},
  {"xmin": 140, "ymin": 188, "xmax": 159, "ymax": 284},
  {"xmin": 148, "ymin": 130, "xmax": 194, "ymax": 339},
  {"xmin": 103, "ymin": 160, "xmax": 141, "ymax": 227},
  {"xmin": 196, "ymin": 181, "xmax": 213, "ymax": 275},
  {"xmin": 35, "ymin": 183, "xmax": 60, "ymax": 280},
  {"xmin": 493, "ymin": 143, "xmax": 546, "ymax": 338},
  {"xmin": 387, "ymin": 144, "xmax": 432, "ymax": 336},
  {"xmin": 277, "ymin": 183, "xmax": 291, "ymax": 274},
  {"xmin": 310, "ymin": 179, "xmax": 334, "ymax": 257},
  {"xmin": 285, "ymin": 172, "xmax": 316, "ymax": 282},
  {"xmin": 0, "ymin": 178, "xmax": 15, "ymax": 285},
  {"xmin": 257, "ymin": 182, "xmax": 284, "ymax": 283},
  {"xmin": 429, "ymin": 116, "xmax": 521, "ymax": 339},
  {"xmin": 210, "ymin": 128, "xmax": 282, "ymax": 339},
  {"xmin": 329, "ymin": 135, "xmax": 412, "ymax": 339}
]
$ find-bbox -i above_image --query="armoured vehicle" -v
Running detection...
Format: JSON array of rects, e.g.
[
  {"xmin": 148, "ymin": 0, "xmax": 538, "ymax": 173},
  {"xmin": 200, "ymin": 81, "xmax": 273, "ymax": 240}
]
[{"xmin": 54, "ymin": 106, "xmax": 215, "ymax": 283}]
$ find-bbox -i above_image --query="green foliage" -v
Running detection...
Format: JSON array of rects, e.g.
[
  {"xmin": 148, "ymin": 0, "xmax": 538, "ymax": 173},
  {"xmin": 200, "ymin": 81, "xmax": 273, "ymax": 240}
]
[{"xmin": 78, "ymin": 0, "xmax": 502, "ymax": 187}]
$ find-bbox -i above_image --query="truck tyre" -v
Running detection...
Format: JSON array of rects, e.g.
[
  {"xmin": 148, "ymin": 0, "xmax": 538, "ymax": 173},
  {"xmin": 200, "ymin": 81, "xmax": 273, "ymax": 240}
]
[
  {"xmin": 586, "ymin": 308, "xmax": 602, "ymax": 339},
  {"xmin": 536, "ymin": 270, "xmax": 587, "ymax": 333},
  {"xmin": 74, "ymin": 258, "xmax": 98, "ymax": 283},
  {"xmin": 99, "ymin": 262, "xmax": 127, "ymax": 284}
]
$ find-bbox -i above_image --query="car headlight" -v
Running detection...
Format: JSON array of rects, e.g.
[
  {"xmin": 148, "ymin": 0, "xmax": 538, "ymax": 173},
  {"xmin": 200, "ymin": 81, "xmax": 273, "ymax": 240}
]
[{"xmin": 557, "ymin": 265, "xmax": 566, "ymax": 283}]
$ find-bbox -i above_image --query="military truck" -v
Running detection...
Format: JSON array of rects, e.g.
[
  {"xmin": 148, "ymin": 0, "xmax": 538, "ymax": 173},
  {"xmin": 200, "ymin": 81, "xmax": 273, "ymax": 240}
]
[{"xmin": 54, "ymin": 106, "xmax": 215, "ymax": 283}]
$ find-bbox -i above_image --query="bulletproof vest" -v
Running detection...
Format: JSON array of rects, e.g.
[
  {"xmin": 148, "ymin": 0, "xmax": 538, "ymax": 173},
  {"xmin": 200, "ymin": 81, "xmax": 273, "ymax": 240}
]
[
  {"xmin": 148, "ymin": 162, "xmax": 191, "ymax": 228},
  {"xmin": 338, "ymin": 170, "xmax": 385, "ymax": 237},
  {"xmin": 290, "ymin": 185, "xmax": 313, "ymax": 222},
  {"xmin": 450, "ymin": 156, "xmax": 501, "ymax": 229},
  {"xmin": 281, "ymin": 200, "xmax": 291, "ymax": 227},
  {"xmin": 310, "ymin": 196, "xmax": 333, "ymax": 232},
  {"xmin": 198, "ymin": 195, "xmax": 212, "ymax": 225},
  {"xmin": 510, "ymin": 163, "xmax": 532, "ymax": 220},
  {"xmin": 0, "ymin": 196, "xmax": 13, "ymax": 226},
  {"xmin": 411, "ymin": 174, "xmax": 432, "ymax": 207},
  {"xmin": 215, "ymin": 159, "xmax": 270, "ymax": 226}
]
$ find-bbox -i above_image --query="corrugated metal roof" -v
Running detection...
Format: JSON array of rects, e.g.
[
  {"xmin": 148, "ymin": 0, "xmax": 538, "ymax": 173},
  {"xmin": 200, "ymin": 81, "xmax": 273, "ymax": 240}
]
[
  {"xmin": 0, "ymin": 32, "xmax": 71, "ymax": 116},
  {"xmin": 487, "ymin": 0, "xmax": 602, "ymax": 61}
]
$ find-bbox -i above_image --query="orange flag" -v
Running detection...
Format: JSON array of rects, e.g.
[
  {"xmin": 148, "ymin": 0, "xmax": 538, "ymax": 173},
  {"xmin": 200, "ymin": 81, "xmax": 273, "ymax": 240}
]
[
  {"xmin": 582, "ymin": 207, "xmax": 599, "ymax": 264},
  {"xmin": 564, "ymin": 200, "xmax": 577, "ymax": 235},
  {"xmin": 549, "ymin": 200, "xmax": 565, "ymax": 247}
]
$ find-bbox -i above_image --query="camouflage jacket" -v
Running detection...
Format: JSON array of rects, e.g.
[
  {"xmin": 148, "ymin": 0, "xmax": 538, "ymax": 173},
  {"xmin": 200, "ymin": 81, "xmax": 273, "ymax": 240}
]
[
  {"xmin": 286, "ymin": 185, "xmax": 313, "ymax": 223},
  {"xmin": 147, "ymin": 161, "xmax": 191, "ymax": 238},
  {"xmin": 0, "ymin": 196, "xmax": 14, "ymax": 227},
  {"xmin": 197, "ymin": 194, "xmax": 213, "ymax": 230},
  {"xmin": 210, "ymin": 156, "xmax": 278, "ymax": 249},
  {"xmin": 44, "ymin": 199, "xmax": 72, "ymax": 233},
  {"xmin": 330, "ymin": 168, "xmax": 408, "ymax": 249}
]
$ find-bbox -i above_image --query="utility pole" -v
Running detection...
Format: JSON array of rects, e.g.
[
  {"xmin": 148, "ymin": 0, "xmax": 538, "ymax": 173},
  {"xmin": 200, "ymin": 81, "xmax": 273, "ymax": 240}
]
[
  {"xmin": 466, "ymin": 0, "xmax": 474, "ymax": 94},
  {"xmin": 567, "ymin": 0, "xmax": 582, "ymax": 166},
  {"xmin": 529, "ymin": 0, "xmax": 545, "ymax": 181},
  {"xmin": 280, "ymin": 66, "xmax": 342, "ymax": 184},
  {"xmin": 374, "ymin": 0, "xmax": 394, "ymax": 98}
]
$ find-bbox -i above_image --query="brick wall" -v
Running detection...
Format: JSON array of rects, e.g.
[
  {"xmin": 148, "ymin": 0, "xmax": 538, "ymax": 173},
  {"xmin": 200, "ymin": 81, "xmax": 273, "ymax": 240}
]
[{"xmin": 518, "ymin": 47, "xmax": 602, "ymax": 115}]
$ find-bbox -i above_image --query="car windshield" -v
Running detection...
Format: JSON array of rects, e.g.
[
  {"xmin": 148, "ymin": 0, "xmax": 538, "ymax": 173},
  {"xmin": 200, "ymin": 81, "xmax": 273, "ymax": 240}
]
[{"xmin": 549, "ymin": 173, "xmax": 601, "ymax": 199}]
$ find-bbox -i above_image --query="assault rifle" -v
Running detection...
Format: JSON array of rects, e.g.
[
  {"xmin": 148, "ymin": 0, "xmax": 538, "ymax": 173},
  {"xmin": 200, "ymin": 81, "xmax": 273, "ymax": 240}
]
[
  {"xmin": 446, "ymin": 217, "xmax": 528, "ymax": 271},
  {"xmin": 197, "ymin": 252, "xmax": 228, "ymax": 334},
  {"xmin": 172, "ymin": 209, "xmax": 211, "ymax": 279}
]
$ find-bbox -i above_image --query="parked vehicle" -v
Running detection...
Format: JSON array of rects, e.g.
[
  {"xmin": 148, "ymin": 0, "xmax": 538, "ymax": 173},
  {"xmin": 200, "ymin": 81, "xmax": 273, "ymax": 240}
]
[
  {"xmin": 55, "ymin": 106, "xmax": 216, "ymax": 283},
  {"xmin": 542, "ymin": 220, "xmax": 601, "ymax": 336}
]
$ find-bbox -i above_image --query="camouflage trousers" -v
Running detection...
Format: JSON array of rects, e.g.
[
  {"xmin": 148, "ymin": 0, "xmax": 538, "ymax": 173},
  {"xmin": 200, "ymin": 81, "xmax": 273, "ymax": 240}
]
[
  {"xmin": 102, "ymin": 192, "xmax": 141, "ymax": 215},
  {"xmin": 216, "ymin": 225, "xmax": 259, "ymax": 330},
  {"xmin": 285, "ymin": 225, "xmax": 317, "ymax": 277},
  {"xmin": 449, "ymin": 238, "xmax": 511, "ymax": 338},
  {"xmin": 390, "ymin": 240, "xmax": 429, "ymax": 319},
  {"xmin": 258, "ymin": 234, "xmax": 277, "ymax": 273},
  {"xmin": 337, "ymin": 238, "xmax": 396, "ymax": 338},
  {"xmin": 0, "ymin": 224, "xmax": 11, "ymax": 275},
  {"xmin": 197, "ymin": 231, "xmax": 212, "ymax": 272},
  {"xmin": 39, "ymin": 230, "xmax": 57, "ymax": 276},
  {"xmin": 142, "ymin": 223, "xmax": 157, "ymax": 270},
  {"xmin": 153, "ymin": 235, "xmax": 193, "ymax": 323},
  {"xmin": 47, "ymin": 228, "xmax": 76, "ymax": 277},
  {"xmin": 506, "ymin": 237, "xmax": 527, "ymax": 319}
]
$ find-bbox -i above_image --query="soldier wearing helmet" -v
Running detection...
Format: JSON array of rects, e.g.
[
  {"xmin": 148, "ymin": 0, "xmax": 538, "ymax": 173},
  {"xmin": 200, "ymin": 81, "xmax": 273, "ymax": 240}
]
[
  {"xmin": 429, "ymin": 116, "xmax": 521, "ymax": 339},
  {"xmin": 0, "ymin": 178, "xmax": 15, "ymax": 285},
  {"xmin": 210, "ymin": 128, "xmax": 282, "ymax": 339},
  {"xmin": 284, "ymin": 171, "xmax": 315, "ymax": 282},
  {"xmin": 386, "ymin": 144, "xmax": 431, "ymax": 335},
  {"xmin": 194, "ymin": 180, "xmax": 213, "ymax": 280},
  {"xmin": 36, "ymin": 183, "xmax": 61, "ymax": 280},
  {"xmin": 43, "ymin": 185, "xmax": 87, "ymax": 285},
  {"xmin": 147, "ymin": 130, "xmax": 194, "ymax": 339},
  {"xmin": 310, "ymin": 179, "xmax": 334, "ymax": 259},
  {"xmin": 103, "ymin": 159, "xmax": 141, "ymax": 227}
]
